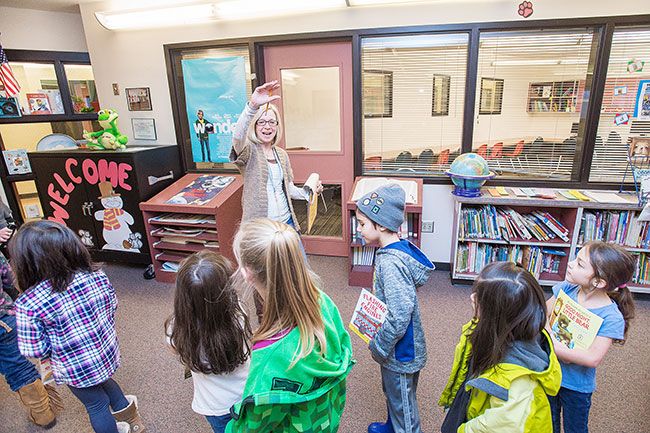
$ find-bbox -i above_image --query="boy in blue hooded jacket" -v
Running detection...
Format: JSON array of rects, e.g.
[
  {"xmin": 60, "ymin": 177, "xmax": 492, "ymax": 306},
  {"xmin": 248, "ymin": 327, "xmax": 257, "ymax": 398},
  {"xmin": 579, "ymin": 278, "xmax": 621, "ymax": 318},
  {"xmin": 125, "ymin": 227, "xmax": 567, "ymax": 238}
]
[{"xmin": 355, "ymin": 184, "xmax": 434, "ymax": 433}]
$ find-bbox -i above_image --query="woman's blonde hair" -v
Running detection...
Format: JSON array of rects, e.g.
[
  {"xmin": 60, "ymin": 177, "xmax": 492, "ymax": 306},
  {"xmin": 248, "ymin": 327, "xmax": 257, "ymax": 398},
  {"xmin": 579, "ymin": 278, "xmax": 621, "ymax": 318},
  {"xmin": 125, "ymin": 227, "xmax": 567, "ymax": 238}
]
[
  {"xmin": 247, "ymin": 104, "xmax": 283, "ymax": 146},
  {"xmin": 233, "ymin": 218, "xmax": 325, "ymax": 364}
]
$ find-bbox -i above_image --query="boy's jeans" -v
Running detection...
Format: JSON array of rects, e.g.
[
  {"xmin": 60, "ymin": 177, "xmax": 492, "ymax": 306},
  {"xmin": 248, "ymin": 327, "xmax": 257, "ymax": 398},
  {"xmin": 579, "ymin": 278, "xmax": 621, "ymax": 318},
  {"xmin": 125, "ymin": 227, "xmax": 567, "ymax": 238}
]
[
  {"xmin": 206, "ymin": 414, "xmax": 232, "ymax": 433},
  {"xmin": 549, "ymin": 387, "xmax": 592, "ymax": 433},
  {"xmin": 381, "ymin": 366, "xmax": 421, "ymax": 433},
  {"xmin": 0, "ymin": 314, "xmax": 41, "ymax": 392}
]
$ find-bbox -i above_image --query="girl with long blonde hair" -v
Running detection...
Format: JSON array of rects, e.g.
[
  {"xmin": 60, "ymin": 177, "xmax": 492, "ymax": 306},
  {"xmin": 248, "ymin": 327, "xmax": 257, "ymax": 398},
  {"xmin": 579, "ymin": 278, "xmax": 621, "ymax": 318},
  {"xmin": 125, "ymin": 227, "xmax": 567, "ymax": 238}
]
[{"xmin": 225, "ymin": 218, "xmax": 354, "ymax": 433}]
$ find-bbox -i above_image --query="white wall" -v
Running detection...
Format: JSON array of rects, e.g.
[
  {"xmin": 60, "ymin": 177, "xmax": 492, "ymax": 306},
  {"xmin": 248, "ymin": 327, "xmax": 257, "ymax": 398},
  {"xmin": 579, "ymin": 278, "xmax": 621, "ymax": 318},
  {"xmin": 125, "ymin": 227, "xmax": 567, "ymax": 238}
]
[
  {"xmin": 0, "ymin": 6, "xmax": 87, "ymax": 52},
  {"xmin": 78, "ymin": 0, "xmax": 650, "ymax": 262}
]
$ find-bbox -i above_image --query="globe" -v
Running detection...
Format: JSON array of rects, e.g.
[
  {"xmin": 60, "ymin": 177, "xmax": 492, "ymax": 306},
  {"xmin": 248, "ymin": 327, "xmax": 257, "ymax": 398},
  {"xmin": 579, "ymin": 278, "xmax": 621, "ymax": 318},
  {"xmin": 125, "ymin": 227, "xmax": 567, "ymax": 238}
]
[{"xmin": 445, "ymin": 152, "xmax": 495, "ymax": 197}]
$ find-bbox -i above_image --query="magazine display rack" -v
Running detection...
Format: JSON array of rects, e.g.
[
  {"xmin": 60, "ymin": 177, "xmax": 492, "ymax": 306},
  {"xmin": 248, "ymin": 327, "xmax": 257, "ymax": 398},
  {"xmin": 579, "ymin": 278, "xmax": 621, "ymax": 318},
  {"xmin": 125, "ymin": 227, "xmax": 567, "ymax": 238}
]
[
  {"xmin": 346, "ymin": 176, "xmax": 423, "ymax": 287},
  {"xmin": 451, "ymin": 188, "xmax": 650, "ymax": 293},
  {"xmin": 139, "ymin": 173, "xmax": 243, "ymax": 283}
]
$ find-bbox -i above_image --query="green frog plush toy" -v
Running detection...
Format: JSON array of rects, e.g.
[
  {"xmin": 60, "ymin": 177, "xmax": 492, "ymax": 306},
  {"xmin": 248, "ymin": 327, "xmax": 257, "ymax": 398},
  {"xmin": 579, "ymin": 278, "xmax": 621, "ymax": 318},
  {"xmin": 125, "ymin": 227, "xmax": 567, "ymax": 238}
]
[{"xmin": 83, "ymin": 109, "xmax": 129, "ymax": 150}]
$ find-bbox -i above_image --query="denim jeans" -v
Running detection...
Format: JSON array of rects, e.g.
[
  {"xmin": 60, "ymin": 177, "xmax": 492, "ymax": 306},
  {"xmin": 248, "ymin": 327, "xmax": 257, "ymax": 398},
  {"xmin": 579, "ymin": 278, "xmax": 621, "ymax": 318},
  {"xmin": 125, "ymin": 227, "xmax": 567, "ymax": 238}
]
[
  {"xmin": 0, "ymin": 314, "xmax": 41, "ymax": 392},
  {"xmin": 68, "ymin": 378, "xmax": 129, "ymax": 433},
  {"xmin": 206, "ymin": 413, "xmax": 232, "ymax": 433},
  {"xmin": 549, "ymin": 387, "xmax": 593, "ymax": 433},
  {"xmin": 381, "ymin": 366, "xmax": 422, "ymax": 433}
]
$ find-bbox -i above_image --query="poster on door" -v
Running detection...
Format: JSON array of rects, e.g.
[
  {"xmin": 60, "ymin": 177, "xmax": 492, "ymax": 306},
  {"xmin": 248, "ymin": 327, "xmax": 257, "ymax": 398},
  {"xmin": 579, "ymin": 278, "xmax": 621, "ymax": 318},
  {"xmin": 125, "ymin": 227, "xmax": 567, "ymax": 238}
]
[
  {"xmin": 181, "ymin": 56, "xmax": 248, "ymax": 165},
  {"xmin": 634, "ymin": 80, "xmax": 650, "ymax": 120}
]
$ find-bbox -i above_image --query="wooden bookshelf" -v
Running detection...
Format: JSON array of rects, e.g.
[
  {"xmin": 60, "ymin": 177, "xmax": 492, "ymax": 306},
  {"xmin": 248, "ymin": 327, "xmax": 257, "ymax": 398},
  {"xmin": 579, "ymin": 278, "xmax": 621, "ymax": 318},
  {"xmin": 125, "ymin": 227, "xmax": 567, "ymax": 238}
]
[
  {"xmin": 139, "ymin": 174, "xmax": 243, "ymax": 283},
  {"xmin": 346, "ymin": 176, "xmax": 423, "ymax": 287},
  {"xmin": 451, "ymin": 189, "xmax": 650, "ymax": 294},
  {"xmin": 527, "ymin": 81, "xmax": 579, "ymax": 113}
]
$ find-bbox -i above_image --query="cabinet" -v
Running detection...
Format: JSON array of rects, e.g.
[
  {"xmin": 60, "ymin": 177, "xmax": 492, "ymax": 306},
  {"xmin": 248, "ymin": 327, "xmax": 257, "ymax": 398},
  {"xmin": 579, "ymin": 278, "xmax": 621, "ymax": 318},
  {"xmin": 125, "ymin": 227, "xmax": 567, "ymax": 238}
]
[
  {"xmin": 29, "ymin": 146, "xmax": 181, "ymax": 264},
  {"xmin": 346, "ymin": 176, "xmax": 423, "ymax": 287},
  {"xmin": 139, "ymin": 174, "xmax": 243, "ymax": 283},
  {"xmin": 527, "ymin": 81, "xmax": 579, "ymax": 113},
  {"xmin": 451, "ymin": 189, "xmax": 650, "ymax": 294}
]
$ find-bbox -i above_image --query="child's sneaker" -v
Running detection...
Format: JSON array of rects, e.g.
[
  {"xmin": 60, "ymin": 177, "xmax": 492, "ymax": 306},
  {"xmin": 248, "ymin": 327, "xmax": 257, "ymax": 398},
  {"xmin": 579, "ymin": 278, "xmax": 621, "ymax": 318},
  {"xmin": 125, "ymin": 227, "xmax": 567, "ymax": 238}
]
[{"xmin": 117, "ymin": 422, "xmax": 131, "ymax": 433}]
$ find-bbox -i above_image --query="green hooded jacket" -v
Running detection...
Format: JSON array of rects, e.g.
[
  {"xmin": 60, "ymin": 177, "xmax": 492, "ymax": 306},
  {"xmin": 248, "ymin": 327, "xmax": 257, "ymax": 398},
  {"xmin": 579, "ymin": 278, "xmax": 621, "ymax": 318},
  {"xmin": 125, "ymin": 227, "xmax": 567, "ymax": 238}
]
[
  {"xmin": 226, "ymin": 290, "xmax": 355, "ymax": 433},
  {"xmin": 439, "ymin": 320, "xmax": 562, "ymax": 433}
]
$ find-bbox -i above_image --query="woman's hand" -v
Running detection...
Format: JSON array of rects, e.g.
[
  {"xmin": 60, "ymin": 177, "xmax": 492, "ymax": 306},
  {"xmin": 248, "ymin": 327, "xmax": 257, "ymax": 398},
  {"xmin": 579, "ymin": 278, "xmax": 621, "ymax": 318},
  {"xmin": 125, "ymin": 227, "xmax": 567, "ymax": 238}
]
[
  {"xmin": 0, "ymin": 227, "xmax": 13, "ymax": 243},
  {"xmin": 315, "ymin": 180, "xmax": 324, "ymax": 195},
  {"xmin": 249, "ymin": 81, "xmax": 281, "ymax": 110}
]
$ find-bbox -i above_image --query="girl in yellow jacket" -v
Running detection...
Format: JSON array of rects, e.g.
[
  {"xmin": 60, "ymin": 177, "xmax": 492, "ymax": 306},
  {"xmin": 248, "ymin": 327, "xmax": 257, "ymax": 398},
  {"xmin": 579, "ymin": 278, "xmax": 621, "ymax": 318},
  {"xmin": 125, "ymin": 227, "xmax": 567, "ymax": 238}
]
[{"xmin": 439, "ymin": 261, "xmax": 562, "ymax": 433}]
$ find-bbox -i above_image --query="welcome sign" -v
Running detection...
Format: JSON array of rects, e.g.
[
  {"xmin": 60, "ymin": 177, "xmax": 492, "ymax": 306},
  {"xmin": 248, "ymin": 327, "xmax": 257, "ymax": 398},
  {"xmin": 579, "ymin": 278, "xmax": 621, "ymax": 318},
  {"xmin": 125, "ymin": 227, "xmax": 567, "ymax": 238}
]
[{"xmin": 181, "ymin": 56, "xmax": 248, "ymax": 164}]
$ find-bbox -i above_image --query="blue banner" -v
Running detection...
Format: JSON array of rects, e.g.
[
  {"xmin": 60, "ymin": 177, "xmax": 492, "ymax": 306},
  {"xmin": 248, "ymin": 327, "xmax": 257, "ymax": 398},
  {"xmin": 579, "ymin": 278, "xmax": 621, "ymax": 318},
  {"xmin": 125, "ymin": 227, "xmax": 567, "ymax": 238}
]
[{"xmin": 181, "ymin": 56, "xmax": 247, "ymax": 164}]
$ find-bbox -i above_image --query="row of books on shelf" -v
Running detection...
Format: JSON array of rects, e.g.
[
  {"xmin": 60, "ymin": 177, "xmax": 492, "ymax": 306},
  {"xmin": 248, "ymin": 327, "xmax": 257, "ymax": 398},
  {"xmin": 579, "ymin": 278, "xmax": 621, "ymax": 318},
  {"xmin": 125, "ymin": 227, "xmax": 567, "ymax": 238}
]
[
  {"xmin": 579, "ymin": 210, "xmax": 650, "ymax": 249},
  {"xmin": 633, "ymin": 253, "xmax": 650, "ymax": 285},
  {"xmin": 352, "ymin": 246, "xmax": 377, "ymax": 266},
  {"xmin": 350, "ymin": 214, "xmax": 418, "ymax": 242},
  {"xmin": 460, "ymin": 205, "xmax": 570, "ymax": 242},
  {"xmin": 456, "ymin": 242, "xmax": 565, "ymax": 279}
]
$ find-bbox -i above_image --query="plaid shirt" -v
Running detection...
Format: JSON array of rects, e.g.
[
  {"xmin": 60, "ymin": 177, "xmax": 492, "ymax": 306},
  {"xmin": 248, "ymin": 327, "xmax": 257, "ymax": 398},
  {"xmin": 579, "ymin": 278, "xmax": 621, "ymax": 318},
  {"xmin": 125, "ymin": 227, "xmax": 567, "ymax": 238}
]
[{"xmin": 15, "ymin": 271, "xmax": 121, "ymax": 388}]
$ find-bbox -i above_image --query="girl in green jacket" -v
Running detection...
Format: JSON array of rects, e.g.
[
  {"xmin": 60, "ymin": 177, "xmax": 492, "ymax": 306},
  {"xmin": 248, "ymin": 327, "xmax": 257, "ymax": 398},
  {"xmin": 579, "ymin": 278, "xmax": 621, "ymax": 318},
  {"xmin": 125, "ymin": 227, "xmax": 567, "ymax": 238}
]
[
  {"xmin": 227, "ymin": 218, "xmax": 354, "ymax": 433},
  {"xmin": 439, "ymin": 261, "xmax": 562, "ymax": 433}
]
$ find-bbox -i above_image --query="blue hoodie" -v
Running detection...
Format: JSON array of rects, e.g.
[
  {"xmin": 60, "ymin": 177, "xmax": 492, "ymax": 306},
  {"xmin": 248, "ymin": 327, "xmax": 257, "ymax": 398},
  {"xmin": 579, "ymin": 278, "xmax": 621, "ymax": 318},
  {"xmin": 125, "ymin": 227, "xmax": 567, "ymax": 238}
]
[{"xmin": 368, "ymin": 239, "xmax": 434, "ymax": 373}]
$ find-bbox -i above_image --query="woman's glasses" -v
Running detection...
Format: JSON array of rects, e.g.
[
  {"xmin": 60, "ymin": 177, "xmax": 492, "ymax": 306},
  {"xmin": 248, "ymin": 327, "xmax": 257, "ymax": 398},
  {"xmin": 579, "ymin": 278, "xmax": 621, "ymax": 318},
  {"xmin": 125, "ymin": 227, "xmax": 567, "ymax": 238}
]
[{"xmin": 256, "ymin": 119, "xmax": 279, "ymax": 127}]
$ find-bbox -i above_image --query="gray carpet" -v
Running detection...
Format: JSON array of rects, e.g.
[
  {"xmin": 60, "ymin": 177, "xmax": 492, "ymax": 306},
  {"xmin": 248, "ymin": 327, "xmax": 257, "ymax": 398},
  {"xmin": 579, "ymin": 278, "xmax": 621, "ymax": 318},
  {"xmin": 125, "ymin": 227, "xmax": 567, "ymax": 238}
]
[{"xmin": 1, "ymin": 256, "xmax": 649, "ymax": 433}]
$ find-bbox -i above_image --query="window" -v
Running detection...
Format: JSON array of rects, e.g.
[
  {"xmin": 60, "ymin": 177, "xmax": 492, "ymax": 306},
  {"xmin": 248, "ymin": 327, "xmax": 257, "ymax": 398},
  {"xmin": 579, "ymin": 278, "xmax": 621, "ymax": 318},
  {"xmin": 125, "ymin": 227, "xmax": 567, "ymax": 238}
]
[
  {"xmin": 361, "ymin": 33, "xmax": 469, "ymax": 175},
  {"xmin": 363, "ymin": 70, "xmax": 393, "ymax": 118},
  {"xmin": 590, "ymin": 27, "xmax": 650, "ymax": 183},
  {"xmin": 473, "ymin": 29, "xmax": 594, "ymax": 180},
  {"xmin": 64, "ymin": 64, "xmax": 99, "ymax": 113},
  {"xmin": 432, "ymin": 74, "xmax": 450, "ymax": 116},
  {"xmin": 478, "ymin": 77, "xmax": 504, "ymax": 115},
  {"xmin": 7, "ymin": 62, "xmax": 64, "ymax": 115}
]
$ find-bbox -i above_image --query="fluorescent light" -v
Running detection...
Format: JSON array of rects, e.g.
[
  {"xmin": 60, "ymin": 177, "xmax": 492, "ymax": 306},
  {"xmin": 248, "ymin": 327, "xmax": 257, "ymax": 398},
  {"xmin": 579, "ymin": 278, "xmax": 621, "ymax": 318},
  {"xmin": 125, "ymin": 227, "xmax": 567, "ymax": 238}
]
[
  {"xmin": 349, "ymin": 0, "xmax": 428, "ymax": 5},
  {"xmin": 95, "ymin": 3, "xmax": 218, "ymax": 30},
  {"xmin": 559, "ymin": 59, "xmax": 588, "ymax": 65},
  {"xmin": 215, "ymin": 0, "xmax": 346, "ymax": 21},
  {"xmin": 491, "ymin": 60, "xmax": 560, "ymax": 66}
]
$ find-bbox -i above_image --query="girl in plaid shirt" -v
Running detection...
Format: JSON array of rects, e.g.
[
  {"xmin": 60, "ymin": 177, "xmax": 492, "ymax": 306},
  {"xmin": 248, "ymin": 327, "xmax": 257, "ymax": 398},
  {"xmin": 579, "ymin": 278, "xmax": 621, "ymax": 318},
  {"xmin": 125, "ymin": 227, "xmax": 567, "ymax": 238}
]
[{"xmin": 10, "ymin": 221, "xmax": 144, "ymax": 433}]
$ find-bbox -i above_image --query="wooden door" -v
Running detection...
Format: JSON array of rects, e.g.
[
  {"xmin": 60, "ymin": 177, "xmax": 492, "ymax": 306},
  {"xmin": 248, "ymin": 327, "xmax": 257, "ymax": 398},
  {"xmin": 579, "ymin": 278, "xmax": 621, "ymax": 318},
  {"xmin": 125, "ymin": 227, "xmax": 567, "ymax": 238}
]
[{"xmin": 263, "ymin": 41, "xmax": 354, "ymax": 256}]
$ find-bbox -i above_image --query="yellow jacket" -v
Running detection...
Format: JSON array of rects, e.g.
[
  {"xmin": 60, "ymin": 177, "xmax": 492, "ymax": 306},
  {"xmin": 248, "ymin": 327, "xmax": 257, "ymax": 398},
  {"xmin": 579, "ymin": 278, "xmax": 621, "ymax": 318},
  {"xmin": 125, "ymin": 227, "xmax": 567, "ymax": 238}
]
[{"xmin": 439, "ymin": 320, "xmax": 562, "ymax": 433}]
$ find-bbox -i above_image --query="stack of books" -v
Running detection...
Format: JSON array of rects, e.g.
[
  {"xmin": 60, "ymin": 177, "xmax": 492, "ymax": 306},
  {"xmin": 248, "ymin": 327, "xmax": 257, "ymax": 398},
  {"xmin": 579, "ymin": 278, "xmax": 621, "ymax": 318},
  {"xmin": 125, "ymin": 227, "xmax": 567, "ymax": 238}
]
[
  {"xmin": 352, "ymin": 246, "xmax": 376, "ymax": 266},
  {"xmin": 579, "ymin": 210, "xmax": 650, "ymax": 248},
  {"xmin": 633, "ymin": 253, "xmax": 650, "ymax": 285},
  {"xmin": 460, "ymin": 206, "xmax": 570, "ymax": 242},
  {"xmin": 456, "ymin": 243, "xmax": 565, "ymax": 278}
]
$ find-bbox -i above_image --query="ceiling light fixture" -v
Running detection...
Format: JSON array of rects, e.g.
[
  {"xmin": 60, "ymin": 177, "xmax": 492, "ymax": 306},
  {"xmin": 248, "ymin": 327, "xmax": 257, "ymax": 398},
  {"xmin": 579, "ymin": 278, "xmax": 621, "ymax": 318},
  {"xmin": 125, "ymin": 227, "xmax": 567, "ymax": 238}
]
[
  {"xmin": 215, "ymin": 0, "xmax": 346, "ymax": 21},
  {"xmin": 95, "ymin": 3, "xmax": 218, "ymax": 30}
]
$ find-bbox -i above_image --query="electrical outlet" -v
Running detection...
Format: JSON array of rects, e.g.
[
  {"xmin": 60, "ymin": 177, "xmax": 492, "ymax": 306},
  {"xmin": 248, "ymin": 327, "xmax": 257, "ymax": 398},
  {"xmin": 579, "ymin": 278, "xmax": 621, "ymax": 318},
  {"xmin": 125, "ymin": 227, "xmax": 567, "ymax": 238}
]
[{"xmin": 422, "ymin": 220, "xmax": 434, "ymax": 233}]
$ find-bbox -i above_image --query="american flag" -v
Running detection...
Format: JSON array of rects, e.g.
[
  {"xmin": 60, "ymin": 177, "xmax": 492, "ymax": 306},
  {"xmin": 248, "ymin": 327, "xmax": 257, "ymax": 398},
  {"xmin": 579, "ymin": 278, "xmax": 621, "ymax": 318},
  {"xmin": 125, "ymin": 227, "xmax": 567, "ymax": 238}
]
[{"xmin": 0, "ymin": 45, "xmax": 21, "ymax": 97}]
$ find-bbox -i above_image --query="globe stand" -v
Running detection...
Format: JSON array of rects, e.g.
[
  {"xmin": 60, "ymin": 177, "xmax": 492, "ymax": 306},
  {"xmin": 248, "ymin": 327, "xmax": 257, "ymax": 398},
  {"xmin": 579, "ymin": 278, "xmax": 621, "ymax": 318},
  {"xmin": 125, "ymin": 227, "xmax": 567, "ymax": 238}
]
[{"xmin": 445, "ymin": 172, "xmax": 496, "ymax": 197}]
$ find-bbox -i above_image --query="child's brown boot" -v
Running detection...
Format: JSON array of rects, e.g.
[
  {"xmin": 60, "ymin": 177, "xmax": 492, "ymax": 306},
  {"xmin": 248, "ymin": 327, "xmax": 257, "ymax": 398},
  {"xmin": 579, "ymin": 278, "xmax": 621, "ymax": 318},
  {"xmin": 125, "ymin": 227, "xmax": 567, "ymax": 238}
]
[
  {"xmin": 112, "ymin": 395, "xmax": 145, "ymax": 433},
  {"xmin": 16, "ymin": 378, "xmax": 57, "ymax": 428}
]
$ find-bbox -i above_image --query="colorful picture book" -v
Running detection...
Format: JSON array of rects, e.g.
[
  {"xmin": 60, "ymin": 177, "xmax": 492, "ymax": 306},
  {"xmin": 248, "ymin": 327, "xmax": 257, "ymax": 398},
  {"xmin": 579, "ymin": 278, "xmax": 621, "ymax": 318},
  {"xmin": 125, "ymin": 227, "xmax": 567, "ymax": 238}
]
[
  {"xmin": 165, "ymin": 175, "xmax": 234, "ymax": 206},
  {"xmin": 2, "ymin": 149, "xmax": 32, "ymax": 175},
  {"xmin": 351, "ymin": 177, "xmax": 418, "ymax": 204},
  {"xmin": 26, "ymin": 93, "xmax": 52, "ymax": 115},
  {"xmin": 549, "ymin": 290, "xmax": 603, "ymax": 350},
  {"xmin": 349, "ymin": 289, "xmax": 388, "ymax": 344},
  {"xmin": 455, "ymin": 243, "xmax": 565, "ymax": 278},
  {"xmin": 579, "ymin": 210, "xmax": 650, "ymax": 249}
]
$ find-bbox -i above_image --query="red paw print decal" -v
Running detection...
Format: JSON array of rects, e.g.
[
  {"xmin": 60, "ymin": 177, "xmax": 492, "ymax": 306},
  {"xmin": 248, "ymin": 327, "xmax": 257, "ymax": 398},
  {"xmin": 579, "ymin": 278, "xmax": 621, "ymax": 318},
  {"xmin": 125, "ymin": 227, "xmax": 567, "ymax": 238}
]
[{"xmin": 518, "ymin": 1, "xmax": 533, "ymax": 18}]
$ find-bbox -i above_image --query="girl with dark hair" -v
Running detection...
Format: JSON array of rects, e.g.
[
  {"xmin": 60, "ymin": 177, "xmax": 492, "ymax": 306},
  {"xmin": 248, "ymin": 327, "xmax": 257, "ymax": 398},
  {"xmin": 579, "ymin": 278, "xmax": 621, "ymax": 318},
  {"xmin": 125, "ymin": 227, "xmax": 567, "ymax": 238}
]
[
  {"xmin": 546, "ymin": 241, "xmax": 636, "ymax": 433},
  {"xmin": 10, "ymin": 221, "xmax": 144, "ymax": 433},
  {"xmin": 165, "ymin": 251, "xmax": 252, "ymax": 433},
  {"xmin": 439, "ymin": 261, "xmax": 561, "ymax": 433}
]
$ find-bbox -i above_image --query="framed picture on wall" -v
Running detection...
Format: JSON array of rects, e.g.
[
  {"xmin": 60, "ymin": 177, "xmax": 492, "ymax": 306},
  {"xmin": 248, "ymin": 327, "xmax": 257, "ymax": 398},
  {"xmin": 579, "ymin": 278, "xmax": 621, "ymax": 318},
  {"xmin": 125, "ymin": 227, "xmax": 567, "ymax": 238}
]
[
  {"xmin": 363, "ymin": 70, "xmax": 393, "ymax": 118},
  {"xmin": 432, "ymin": 74, "xmax": 450, "ymax": 116},
  {"xmin": 479, "ymin": 77, "xmax": 504, "ymax": 115},
  {"xmin": 131, "ymin": 118, "xmax": 157, "ymax": 140},
  {"xmin": 126, "ymin": 87, "xmax": 152, "ymax": 111}
]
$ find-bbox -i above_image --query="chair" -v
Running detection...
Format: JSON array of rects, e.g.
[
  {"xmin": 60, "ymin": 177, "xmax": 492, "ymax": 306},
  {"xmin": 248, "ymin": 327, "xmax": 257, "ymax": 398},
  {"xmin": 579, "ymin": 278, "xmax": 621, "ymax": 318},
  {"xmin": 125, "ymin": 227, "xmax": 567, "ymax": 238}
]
[
  {"xmin": 436, "ymin": 149, "xmax": 450, "ymax": 169},
  {"xmin": 417, "ymin": 149, "xmax": 435, "ymax": 171},
  {"xmin": 476, "ymin": 144, "xmax": 488, "ymax": 158},
  {"xmin": 504, "ymin": 140, "xmax": 527, "ymax": 171},
  {"xmin": 396, "ymin": 151, "xmax": 413, "ymax": 164},
  {"xmin": 488, "ymin": 142, "xmax": 503, "ymax": 159},
  {"xmin": 364, "ymin": 155, "xmax": 382, "ymax": 171}
]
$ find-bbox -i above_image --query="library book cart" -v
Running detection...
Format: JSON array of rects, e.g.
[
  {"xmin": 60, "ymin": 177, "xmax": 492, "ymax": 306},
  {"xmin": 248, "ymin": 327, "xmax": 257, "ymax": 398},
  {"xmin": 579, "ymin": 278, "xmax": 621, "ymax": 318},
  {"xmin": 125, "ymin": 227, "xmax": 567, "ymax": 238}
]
[
  {"xmin": 139, "ymin": 173, "xmax": 243, "ymax": 283},
  {"xmin": 346, "ymin": 176, "xmax": 423, "ymax": 287},
  {"xmin": 450, "ymin": 189, "xmax": 650, "ymax": 294}
]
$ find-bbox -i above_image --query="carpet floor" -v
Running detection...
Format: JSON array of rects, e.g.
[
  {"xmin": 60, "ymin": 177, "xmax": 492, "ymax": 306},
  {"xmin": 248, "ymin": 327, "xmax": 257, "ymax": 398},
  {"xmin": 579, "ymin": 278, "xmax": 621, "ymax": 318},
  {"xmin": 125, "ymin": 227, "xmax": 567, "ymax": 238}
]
[{"xmin": 1, "ymin": 256, "xmax": 648, "ymax": 433}]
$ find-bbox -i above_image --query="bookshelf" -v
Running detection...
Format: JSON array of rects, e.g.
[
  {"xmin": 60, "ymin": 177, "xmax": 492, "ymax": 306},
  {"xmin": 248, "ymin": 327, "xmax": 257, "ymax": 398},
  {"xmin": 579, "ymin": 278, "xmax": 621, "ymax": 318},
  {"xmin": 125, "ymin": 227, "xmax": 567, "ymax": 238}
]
[
  {"xmin": 451, "ymin": 189, "xmax": 650, "ymax": 294},
  {"xmin": 346, "ymin": 176, "xmax": 423, "ymax": 287},
  {"xmin": 139, "ymin": 174, "xmax": 243, "ymax": 283},
  {"xmin": 527, "ymin": 81, "xmax": 579, "ymax": 113}
]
